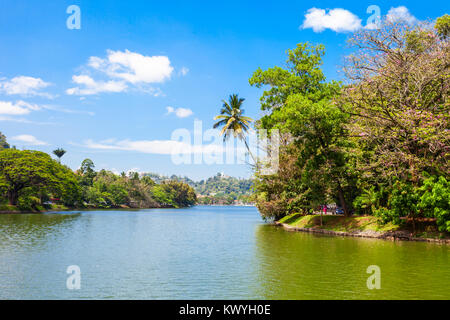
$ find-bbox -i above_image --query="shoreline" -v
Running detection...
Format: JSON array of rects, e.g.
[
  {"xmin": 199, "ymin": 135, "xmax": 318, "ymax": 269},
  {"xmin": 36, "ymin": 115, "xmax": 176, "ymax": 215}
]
[
  {"xmin": 0, "ymin": 204, "xmax": 255, "ymax": 215},
  {"xmin": 274, "ymin": 221, "xmax": 450, "ymax": 244},
  {"xmin": 0, "ymin": 204, "xmax": 181, "ymax": 215}
]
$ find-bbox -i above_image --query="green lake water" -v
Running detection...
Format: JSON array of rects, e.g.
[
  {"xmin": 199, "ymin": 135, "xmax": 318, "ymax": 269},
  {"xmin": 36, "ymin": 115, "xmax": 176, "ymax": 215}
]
[{"xmin": 0, "ymin": 206, "xmax": 448, "ymax": 299}]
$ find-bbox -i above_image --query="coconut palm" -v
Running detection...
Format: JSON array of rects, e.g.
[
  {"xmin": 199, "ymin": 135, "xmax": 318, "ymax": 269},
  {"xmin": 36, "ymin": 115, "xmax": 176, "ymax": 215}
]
[
  {"xmin": 53, "ymin": 148, "xmax": 66, "ymax": 163},
  {"xmin": 213, "ymin": 94, "xmax": 255, "ymax": 163}
]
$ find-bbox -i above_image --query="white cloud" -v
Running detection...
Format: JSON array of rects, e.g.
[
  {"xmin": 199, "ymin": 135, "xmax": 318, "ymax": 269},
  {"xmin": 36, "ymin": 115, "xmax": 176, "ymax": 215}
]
[
  {"xmin": 67, "ymin": 50, "xmax": 174, "ymax": 96},
  {"xmin": 302, "ymin": 8, "xmax": 362, "ymax": 33},
  {"xmin": 89, "ymin": 50, "xmax": 174, "ymax": 84},
  {"xmin": 81, "ymin": 138, "xmax": 225, "ymax": 155},
  {"xmin": 0, "ymin": 100, "xmax": 40, "ymax": 115},
  {"xmin": 180, "ymin": 67, "xmax": 189, "ymax": 76},
  {"xmin": 166, "ymin": 106, "xmax": 175, "ymax": 113},
  {"xmin": 0, "ymin": 116, "xmax": 57, "ymax": 125},
  {"xmin": 0, "ymin": 99, "xmax": 92, "ymax": 121},
  {"xmin": 166, "ymin": 106, "xmax": 193, "ymax": 118},
  {"xmin": 66, "ymin": 75, "xmax": 127, "ymax": 95},
  {"xmin": 41, "ymin": 104, "xmax": 95, "ymax": 116},
  {"xmin": 11, "ymin": 134, "xmax": 48, "ymax": 146},
  {"xmin": 0, "ymin": 76, "xmax": 52, "ymax": 97},
  {"xmin": 386, "ymin": 6, "xmax": 417, "ymax": 25}
]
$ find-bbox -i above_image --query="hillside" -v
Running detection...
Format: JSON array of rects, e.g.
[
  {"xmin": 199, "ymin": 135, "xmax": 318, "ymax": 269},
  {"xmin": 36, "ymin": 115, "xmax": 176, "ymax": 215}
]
[{"xmin": 142, "ymin": 172, "xmax": 254, "ymax": 205}]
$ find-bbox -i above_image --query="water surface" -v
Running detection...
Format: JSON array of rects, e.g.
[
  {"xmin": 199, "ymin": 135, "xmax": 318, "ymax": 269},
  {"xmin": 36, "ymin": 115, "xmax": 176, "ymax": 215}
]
[{"xmin": 0, "ymin": 206, "xmax": 448, "ymax": 299}]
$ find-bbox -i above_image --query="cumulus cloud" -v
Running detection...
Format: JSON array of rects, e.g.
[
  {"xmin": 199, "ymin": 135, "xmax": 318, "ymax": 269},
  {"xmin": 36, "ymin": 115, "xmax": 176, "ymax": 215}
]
[
  {"xmin": 67, "ymin": 50, "xmax": 174, "ymax": 96},
  {"xmin": 386, "ymin": 6, "xmax": 417, "ymax": 25},
  {"xmin": 0, "ymin": 100, "xmax": 40, "ymax": 115},
  {"xmin": 0, "ymin": 76, "xmax": 53, "ymax": 98},
  {"xmin": 302, "ymin": 8, "xmax": 362, "ymax": 33},
  {"xmin": 11, "ymin": 134, "xmax": 48, "ymax": 146},
  {"xmin": 89, "ymin": 50, "xmax": 173, "ymax": 83},
  {"xmin": 166, "ymin": 106, "xmax": 193, "ymax": 118},
  {"xmin": 66, "ymin": 75, "xmax": 127, "ymax": 95}
]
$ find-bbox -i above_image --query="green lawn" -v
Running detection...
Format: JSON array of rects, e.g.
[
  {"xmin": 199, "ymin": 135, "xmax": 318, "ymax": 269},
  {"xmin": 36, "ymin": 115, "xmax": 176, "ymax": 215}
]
[{"xmin": 278, "ymin": 213, "xmax": 400, "ymax": 233}]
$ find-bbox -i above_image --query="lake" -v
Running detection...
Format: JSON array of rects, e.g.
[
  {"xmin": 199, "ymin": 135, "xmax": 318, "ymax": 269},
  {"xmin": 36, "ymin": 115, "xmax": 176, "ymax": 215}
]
[{"xmin": 0, "ymin": 206, "xmax": 448, "ymax": 299}]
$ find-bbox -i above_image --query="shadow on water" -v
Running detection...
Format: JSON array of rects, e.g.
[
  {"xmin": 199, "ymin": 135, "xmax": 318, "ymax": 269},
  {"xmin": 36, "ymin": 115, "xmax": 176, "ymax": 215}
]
[
  {"xmin": 253, "ymin": 224, "xmax": 450, "ymax": 300},
  {"xmin": 0, "ymin": 213, "xmax": 82, "ymax": 250}
]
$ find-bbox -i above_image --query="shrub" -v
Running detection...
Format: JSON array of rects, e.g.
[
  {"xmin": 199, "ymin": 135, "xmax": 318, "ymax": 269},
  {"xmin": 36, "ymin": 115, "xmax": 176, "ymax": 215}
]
[{"xmin": 418, "ymin": 176, "xmax": 450, "ymax": 232}]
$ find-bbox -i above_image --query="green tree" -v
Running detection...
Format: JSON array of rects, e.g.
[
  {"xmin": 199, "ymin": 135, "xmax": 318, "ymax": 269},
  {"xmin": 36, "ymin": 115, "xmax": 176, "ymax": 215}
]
[
  {"xmin": 435, "ymin": 14, "xmax": 450, "ymax": 38},
  {"xmin": 250, "ymin": 43, "xmax": 355, "ymax": 216},
  {"xmin": 418, "ymin": 176, "xmax": 450, "ymax": 232},
  {"xmin": 79, "ymin": 158, "xmax": 96, "ymax": 186},
  {"xmin": 0, "ymin": 149, "xmax": 78, "ymax": 205},
  {"xmin": 0, "ymin": 132, "xmax": 9, "ymax": 149},
  {"xmin": 213, "ymin": 94, "xmax": 255, "ymax": 163},
  {"xmin": 53, "ymin": 148, "xmax": 66, "ymax": 163}
]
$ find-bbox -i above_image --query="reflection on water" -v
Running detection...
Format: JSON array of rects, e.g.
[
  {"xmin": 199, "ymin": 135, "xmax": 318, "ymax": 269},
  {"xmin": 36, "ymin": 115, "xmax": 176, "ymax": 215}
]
[
  {"xmin": 254, "ymin": 224, "xmax": 450, "ymax": 299},
  {"xmin": 0, "ymin": 207, "xmax": 448, "ymax": 299}
]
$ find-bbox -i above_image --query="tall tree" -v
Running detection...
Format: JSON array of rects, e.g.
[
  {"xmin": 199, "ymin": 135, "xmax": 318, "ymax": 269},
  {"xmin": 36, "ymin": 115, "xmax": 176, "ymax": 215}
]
[
  {"xmin": 0, "ymin": 132, "xmax": 10, "ymax": 149},
  {"xmin": 213, "ymin": 94, "xmax": 255, "ymax": 163},
  {"xmin": 79, "ymin": 158, "xmax": 96, "ymax": 186},
  {"xmin": 53, "ymin": 148, "xmax": 66, "ymax": 163},
  {"xmin": 340, "ymin": 18, "xmax": 449, "ymax": 185},
  {"xmin": 250, "ymin": 43, "xmax": 354, "ymax": 216}
]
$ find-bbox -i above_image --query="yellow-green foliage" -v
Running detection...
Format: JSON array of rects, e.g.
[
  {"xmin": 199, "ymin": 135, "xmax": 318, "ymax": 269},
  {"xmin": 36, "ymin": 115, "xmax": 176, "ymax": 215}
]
[{"xmin": 279, "ymin": 214, "xmax": 399, "ymax": 233}]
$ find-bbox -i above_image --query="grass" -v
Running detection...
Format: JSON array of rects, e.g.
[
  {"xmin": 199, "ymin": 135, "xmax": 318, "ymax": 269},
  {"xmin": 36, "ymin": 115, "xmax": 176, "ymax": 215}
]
[{"xmin": 278, "ymin": 213, "xmax": 400, "ymax": 233}]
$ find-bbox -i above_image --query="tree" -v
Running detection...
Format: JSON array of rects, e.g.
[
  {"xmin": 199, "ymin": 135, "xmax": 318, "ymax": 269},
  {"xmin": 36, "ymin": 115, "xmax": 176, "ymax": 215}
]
[
  {"xmin": 53, "ymin": 148, "xmax": 66, "ymax": 163},
  {"xmin": 340, "ymin": 18, "xmax": 449, "ymax": 186},
  {"xmin": 250, "ymin": 43, "xmax": 355, "ymax": 216},
  {"xmin": 213, "ymin": 94, "xmax": 255, "ymax": 163},
  {"xmin": 0, "ymin": 149, "xmax": 77, "ymax": 205},
  {"xmin": 161, "ymin": 180, "xmax": 197, "ymax": 207},
  {"xmin": 79, "ymin": 158, "xmax": 96, "ymax": 186},
  {"xmin": 0, "ymin": 132, "xmax": 9, "ymax": 149},
  {"xmin": 435, "ymin": 14, "xmax": 450, "ymax": 38}
]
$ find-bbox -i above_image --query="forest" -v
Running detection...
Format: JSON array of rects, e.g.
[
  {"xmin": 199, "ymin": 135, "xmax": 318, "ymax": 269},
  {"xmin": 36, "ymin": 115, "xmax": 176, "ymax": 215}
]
[
  {"xmin": 251, "ymin": 16, "xmax": 449, "ymax": 233},
  {"xmin": 0, "ymin": 144, "xmax": 196, "ymax": 212},
  {"xmin": 145, "ymin": 173, "xmax": 253, "ymax": 205}
]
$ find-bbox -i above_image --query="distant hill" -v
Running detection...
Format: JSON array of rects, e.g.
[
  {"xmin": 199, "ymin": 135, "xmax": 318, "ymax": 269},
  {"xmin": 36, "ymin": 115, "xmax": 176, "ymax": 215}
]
[{"xmin": 142, "ymin": 172, "xmax": 254, "ymax": 205}]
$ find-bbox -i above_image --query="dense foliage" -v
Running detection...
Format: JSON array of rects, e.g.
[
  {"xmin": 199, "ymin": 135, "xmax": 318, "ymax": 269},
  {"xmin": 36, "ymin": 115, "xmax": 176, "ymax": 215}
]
[
  {"xmin": 0, "ymin": 148, "xmax": 196, "ymax": 211},
  {"xmin": 144, "ymin": 172, "xmax": 253, "ymax": 205},
  {"xmin": 251, "ymin": 17, "xmax": 449, "ymax": 233},
  {"xmin": 0, "ymin": 149, "xmax": 80, "ymax": 210}
]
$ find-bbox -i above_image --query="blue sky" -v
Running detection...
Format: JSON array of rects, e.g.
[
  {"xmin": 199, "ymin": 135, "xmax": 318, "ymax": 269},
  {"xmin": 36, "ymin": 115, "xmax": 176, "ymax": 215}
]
[{"xmin": 0, "ymin": 0, "xmax": 447, "ymax": 180}]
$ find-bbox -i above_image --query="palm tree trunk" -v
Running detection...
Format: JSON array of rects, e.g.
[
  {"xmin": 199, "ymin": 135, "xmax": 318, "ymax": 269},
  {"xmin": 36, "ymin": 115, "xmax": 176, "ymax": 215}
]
[{"xmin": 243, "ymin": 138, "xmax": 256, "ymax": 164}]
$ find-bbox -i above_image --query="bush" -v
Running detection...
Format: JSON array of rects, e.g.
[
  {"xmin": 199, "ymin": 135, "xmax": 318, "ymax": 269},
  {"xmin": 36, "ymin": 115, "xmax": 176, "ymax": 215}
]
[
  {"xmin": 418, "ymin": 176, "xmax": 450, "ymax": 232},
  {"xmin": 17, "ymin": 195, "xmax": 41, "ymax": 211}
]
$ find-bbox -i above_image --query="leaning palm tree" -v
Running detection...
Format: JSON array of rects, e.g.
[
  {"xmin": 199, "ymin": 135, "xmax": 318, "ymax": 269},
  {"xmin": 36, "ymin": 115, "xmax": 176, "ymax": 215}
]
[
  {"xmin": 213, "ymin": 94, "xmax": 255, "ymax": 163},
  {"xmin": 53, "ymin": 148, "xmax": 66, "ymax": 163}
]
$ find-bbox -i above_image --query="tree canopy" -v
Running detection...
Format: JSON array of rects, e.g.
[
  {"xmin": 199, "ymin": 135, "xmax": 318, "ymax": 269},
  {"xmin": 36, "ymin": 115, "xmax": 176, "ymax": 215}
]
[{"xmin": 250, "ymin": 16, "xmax": 449, "ymax": 233}]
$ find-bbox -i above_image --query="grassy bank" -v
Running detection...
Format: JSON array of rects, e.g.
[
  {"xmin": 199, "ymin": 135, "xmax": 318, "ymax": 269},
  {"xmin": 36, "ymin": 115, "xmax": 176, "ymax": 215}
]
[
  {"xmin": 278, "ymin": 214, "xmax": 399, "ymax": 232},
  {"xmin": 277, "ymin": 213, "xmax": 450, "ymax": 242}
]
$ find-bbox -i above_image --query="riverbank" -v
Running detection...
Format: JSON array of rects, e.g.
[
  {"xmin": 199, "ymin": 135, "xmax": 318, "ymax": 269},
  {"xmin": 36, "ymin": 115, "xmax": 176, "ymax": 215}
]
[
  {"xmin": 0, "ymin": 203, "xmax": 186, "ymax": 214},
  {"xmin": 276, "ymin": 214, "xmax": 450, "ymax": 244}
]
